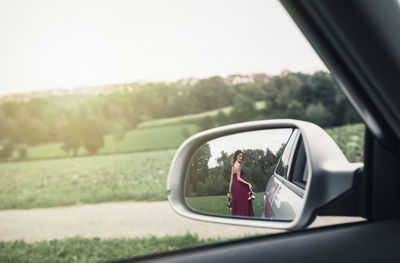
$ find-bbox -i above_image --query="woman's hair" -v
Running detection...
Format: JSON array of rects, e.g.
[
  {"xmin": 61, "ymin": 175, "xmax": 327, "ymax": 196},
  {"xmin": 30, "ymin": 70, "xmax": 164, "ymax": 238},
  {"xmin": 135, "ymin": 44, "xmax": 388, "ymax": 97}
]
[{"xmin": 232, "ymin": 150, "xmax": 244, "ymax": 167}]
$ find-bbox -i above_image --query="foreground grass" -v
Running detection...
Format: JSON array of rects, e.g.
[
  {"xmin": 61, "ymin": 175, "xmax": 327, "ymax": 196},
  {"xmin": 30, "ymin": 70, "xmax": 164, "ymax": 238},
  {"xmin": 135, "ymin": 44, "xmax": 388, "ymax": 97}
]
[
  {"xmin": 186, "ymin": 192, "xmax": 265, "ymax": 218},
  {"xmin": 0, "ymin": 123, "xmax": 364, "ymax": 210},
  {"xmin": 326, "ymin": 123, "xmax": 365, "ymax": 162},
  {"xmin": 138, "ymin": 101, "xmax": 266, "ymax": 129},
  {"xmin": 17, "ymin": 124, "xmax": 197, "ymax": 160},
  {"xmin": 0, "ymin": 234, "xmax": 220, "ymax": 263},
  {"xmin": 0, "ymin": 150, "xmax": 175, "ymax": 210}
]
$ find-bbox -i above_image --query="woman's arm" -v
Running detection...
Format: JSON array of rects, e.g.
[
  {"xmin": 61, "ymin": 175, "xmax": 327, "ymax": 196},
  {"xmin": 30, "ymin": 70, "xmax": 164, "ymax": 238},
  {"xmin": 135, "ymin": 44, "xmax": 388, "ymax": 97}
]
[
  {"xmin": 234, "ymin": 164, "xmax": 253, "ymax": 190},
  {"xmin": 228, "ymin": 168, "xmax": 233, "ymax": 197}
]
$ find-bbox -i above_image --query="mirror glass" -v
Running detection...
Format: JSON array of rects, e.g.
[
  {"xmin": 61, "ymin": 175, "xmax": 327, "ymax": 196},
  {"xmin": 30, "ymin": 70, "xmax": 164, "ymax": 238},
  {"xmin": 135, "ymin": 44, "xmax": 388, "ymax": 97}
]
[{"xmin": 184, "ymin": 128, "xmax": 307, "ymax": 221}]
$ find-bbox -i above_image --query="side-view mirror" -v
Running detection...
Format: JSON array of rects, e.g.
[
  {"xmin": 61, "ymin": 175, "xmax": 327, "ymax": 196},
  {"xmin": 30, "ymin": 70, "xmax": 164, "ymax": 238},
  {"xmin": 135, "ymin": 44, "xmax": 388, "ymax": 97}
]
[{"xmin": 167, "ymin": 120, "xmax": 363, "ymax": 230}]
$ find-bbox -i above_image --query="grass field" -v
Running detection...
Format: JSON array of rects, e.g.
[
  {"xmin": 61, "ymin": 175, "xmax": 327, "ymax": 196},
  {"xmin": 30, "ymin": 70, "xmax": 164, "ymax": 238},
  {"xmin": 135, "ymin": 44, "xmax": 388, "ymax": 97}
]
[
  {"xmin": 186, "ymin": 192, "xmax": 265, "ymax": 218},
  {"xmin": 138, "ymin": 101, "xmax": 267, "ymax": 129},
  {"xmin": 9, "ymin": 106, "xmax": 361, "ymax": 164},
  {"xmin": 0, "ymin": 234, "xmax": 221, "ymax": 263},
  {"xmin": 0, "ymin": 150, "xmax": 175, "ymax": 210},
  {"xmin": 326, "ymin": 123, "xmax": 365, "ymax": 162},
  {"xmin": 0, "ymin": 123, "xmax": 365, "ymax": 210},
  {"xmin": 16, "ymin": 124, "xmax": 197, "ymax": 160}
]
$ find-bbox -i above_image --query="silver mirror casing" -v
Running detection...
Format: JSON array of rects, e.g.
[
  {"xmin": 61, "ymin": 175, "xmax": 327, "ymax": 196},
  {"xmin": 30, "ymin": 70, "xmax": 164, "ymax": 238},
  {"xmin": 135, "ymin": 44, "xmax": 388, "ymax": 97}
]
[{"xmin": 167, "ymin": 119, "xmax": 363, "ymax": 230}]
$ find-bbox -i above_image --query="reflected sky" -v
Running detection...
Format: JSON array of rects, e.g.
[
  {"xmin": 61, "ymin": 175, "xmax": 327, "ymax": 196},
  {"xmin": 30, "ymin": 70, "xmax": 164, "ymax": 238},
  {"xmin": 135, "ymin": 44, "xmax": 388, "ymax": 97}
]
[{"xmin": 207, "ymin": 129, "xmax": 292, "ymax": 167}]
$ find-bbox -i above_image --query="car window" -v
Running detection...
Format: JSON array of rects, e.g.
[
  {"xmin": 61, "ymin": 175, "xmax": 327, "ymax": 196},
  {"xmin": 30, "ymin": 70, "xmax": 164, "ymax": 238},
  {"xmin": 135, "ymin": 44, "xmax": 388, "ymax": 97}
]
[
  {"xmin": 275, "ymin": 129, "xmax": 298, "ymax": 179},
  {"xmin": 0, "ymin": 0, "xmax": 364, "ymax": 262},
  {"xmin": 290, "ymin": 137, "xmax": 307, "ymax": 187}
]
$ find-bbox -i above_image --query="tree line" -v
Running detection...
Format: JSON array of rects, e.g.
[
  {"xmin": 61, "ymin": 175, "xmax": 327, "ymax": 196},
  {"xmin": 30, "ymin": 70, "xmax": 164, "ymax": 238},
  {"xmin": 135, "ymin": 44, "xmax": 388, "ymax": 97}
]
[
  {"xmin": 197, "ymin": 71, "xmax": 360, "ymax": 130},
  {"xmin": 0, "ymin": 71, "xmax": 359, "ymax": 159}
]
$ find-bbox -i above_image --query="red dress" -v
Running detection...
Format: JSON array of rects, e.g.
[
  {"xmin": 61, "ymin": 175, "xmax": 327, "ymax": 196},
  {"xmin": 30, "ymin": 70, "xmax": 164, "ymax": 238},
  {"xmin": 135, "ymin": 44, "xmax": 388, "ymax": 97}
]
[{"xmin": 232, "ymin": 169, "xmax": 254, "ymax": 217}]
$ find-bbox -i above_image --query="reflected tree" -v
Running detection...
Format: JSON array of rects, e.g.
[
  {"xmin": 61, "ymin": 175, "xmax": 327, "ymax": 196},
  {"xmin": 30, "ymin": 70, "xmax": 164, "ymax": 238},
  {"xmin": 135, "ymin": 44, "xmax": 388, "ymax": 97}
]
[{"xmin": 185, "ymin": 143, "xmax": 211, "ymax": 196}]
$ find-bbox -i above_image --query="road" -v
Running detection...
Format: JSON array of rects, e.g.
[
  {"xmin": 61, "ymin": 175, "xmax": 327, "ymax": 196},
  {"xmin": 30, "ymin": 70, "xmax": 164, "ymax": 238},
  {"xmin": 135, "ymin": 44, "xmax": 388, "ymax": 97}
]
[{"xmin": 0, "ymin": 201, "xmax": 362, "ymax": 242}]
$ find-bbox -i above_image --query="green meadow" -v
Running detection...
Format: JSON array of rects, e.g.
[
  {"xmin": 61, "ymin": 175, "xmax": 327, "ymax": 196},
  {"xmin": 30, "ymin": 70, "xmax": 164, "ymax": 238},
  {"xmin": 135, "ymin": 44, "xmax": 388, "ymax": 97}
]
[
  {"xmin": 15, "ymin": 124, "xmax": 197, "ymax": 160},
  {"xmin": 0, "ymin": 123, "xmax": 364, "ymax": 210},
  {"xmin": 0, "ymin": 150, "xmax": 175, "ymax": 210},
  {"xmin": 326, "ymin": 123, "xmax": 365, "ymax": 162},
  {"xmin": 0, "ymin": 234, "xmax": 221, "ymax": 263}
]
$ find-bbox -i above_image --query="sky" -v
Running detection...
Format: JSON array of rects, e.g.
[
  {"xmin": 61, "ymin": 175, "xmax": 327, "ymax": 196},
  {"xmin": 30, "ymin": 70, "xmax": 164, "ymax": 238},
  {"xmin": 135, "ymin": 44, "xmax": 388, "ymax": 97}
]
[
  {"xmin": 0, "ymin": 0, "xmax": 326, "ymax": 95},
  {"xmin": 207, "ymin": 128, "xmax": 293, "ymax": 168}
]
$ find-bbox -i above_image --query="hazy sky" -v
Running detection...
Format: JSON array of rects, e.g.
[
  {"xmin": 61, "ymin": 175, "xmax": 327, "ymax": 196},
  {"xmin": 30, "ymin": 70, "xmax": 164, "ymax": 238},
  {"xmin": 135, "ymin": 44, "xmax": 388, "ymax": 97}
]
[
  {"xmin": 207, "ymin": 128, "xmax": 292, "ymax": 167},
  {"xmin": 0, "ymin": 0, "xmax": 326, "ymax": 95}
]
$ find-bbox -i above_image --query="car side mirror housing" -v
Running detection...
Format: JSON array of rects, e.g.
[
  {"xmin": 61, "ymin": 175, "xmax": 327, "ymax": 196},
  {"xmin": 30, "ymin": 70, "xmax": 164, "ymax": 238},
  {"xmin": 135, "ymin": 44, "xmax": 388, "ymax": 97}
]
[{"xmin": 167, "ymin": 120, "xmax": 363, "ymax": 230}]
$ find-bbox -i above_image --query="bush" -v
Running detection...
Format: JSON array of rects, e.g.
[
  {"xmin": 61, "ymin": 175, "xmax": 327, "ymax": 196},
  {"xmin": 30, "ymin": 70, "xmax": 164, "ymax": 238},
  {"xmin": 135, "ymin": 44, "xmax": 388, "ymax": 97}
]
[
  {"xmin": 197, "ymin": 116, "xmax": 214, "ymax": 131},
  {"xmin": 230, "ymin": 94, "xmax": 258, "ymax": 123},
  {"xmin": 215, "ymin": 110, "xmax": 230, "ymax": 126},
  {"xmin": 197, "ymin": 172, "xmax": 229, "ymax": 196},
  {"xmin": 0, "ymin": 141, "xmax": 15, "ymax": 160},
  {"xmin": 17, "ymin": 145, "xmax": 28, "ymax": 160},
  {"xmin": 305, "ymin": 103, "xmax": 334, "ymax": 127}
]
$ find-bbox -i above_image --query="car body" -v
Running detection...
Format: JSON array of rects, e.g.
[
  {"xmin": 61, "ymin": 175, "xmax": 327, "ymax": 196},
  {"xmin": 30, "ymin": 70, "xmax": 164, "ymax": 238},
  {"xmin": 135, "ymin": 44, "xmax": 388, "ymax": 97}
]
[
  {"xmin": 262, "ymin": 128, "xmax": 304, "ymax": 220},
  {"xmin": 114, "ymin": 0, "xmax": 400, "ymax": 262}
]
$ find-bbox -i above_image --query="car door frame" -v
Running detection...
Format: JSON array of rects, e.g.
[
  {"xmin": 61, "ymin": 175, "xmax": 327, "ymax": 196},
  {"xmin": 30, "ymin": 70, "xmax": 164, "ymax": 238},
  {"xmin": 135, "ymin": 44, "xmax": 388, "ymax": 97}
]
[
  {"xmin": 109, "ymin": 0, "xmax": 400, "ymax": 262},
  {"xmin": 265, "ymin": 128, "xmax": 305, "ymax": 220}
]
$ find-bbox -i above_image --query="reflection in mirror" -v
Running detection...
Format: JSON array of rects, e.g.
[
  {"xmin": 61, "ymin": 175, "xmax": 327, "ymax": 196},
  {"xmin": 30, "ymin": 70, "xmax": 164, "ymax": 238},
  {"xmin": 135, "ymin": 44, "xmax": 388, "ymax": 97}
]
[{"xmin": 184, "ymin": 128, "xmax": 306, "ymax": 222}]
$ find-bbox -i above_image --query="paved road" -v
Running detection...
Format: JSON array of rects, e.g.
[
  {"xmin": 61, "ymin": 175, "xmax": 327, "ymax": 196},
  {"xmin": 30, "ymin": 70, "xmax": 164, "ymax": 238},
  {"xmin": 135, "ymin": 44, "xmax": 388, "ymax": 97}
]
[{"xmin": 0, "ymin": 201, "xmax": 362, "ymax": 242}]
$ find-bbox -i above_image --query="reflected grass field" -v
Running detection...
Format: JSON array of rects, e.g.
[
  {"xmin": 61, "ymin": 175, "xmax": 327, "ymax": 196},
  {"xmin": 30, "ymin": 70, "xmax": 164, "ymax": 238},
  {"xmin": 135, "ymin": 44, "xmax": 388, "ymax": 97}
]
[{"xmin": 186, "ymin": 192, "xmax": 265, "ymax": 218}]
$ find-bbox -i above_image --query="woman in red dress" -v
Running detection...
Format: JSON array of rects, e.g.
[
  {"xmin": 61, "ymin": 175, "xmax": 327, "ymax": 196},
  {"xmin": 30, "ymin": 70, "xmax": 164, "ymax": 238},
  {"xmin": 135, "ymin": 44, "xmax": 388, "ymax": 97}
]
[{"xmin": 227, "ymin": 150, "xmax": 254, "ymax": 217}]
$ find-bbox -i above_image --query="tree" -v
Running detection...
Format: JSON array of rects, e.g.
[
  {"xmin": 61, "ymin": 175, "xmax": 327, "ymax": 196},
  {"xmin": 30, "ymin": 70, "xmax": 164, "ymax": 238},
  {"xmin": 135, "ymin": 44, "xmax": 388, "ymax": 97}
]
[
  {"xmin": 285, "ymin": 100, "xmax": 304, "ymax": 119},
  {"xmin": 17, "ymin": 145, "xmax": 28, "ymax": 160},
  {"xmin": 197, "ymin": 150, "xmax": 232, "ymax": 196},
  {"xmin": 237, "ymin": 82, "xmax": 266, "ymax": 100},
  {"xmin": 60, "ymin": 121, "xmax": 82, "ymax": 156},
  {"xmin": 230, "ymin": 94, "xmax": 258, "ymax": 122},
  {"xmin": 185, "ymin": 143, "xmax": 211, "ymax": 195},
  {"xmin": 305, "ymin": 103, "xmax": 334, "ymax": 127},
  {"xmin": 263, "ymin": 73, "xmax": 303, "ymax": 118},
  {"xmin": 81, "ymin": 118, "xmax": 105, "ymax": 155},
  {"xmin": 0, "ymin": 141, "xmax": 15, "ymax": 160},
  {"xmin": 190, "ymin": 76, "xmax": 234, "ymax": 112},
  {"xmin": 215, "ymin": 110, "xmax": 230, "ymax": 126}
]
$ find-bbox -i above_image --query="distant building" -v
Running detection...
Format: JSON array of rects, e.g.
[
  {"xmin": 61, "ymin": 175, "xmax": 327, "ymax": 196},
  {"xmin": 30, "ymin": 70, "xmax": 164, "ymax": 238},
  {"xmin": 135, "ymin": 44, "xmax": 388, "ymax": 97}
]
[
  {"xmin": 280, "ymin": 69, "xmax": 292, "ymax": 76},
  {"xmin": 225, "ymin": 74, "xmax": 254, "ymax": 85},
  {"xmin": 251, "ymin": 73, "xmax": 271, "ymax": 82}
]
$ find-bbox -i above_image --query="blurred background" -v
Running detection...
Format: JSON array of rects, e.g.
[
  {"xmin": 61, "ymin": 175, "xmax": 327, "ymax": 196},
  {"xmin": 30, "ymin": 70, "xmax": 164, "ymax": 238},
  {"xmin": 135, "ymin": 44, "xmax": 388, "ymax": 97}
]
[{"xmin": 0, "ymin": 0, "xmax": 364, "ymax": 262}]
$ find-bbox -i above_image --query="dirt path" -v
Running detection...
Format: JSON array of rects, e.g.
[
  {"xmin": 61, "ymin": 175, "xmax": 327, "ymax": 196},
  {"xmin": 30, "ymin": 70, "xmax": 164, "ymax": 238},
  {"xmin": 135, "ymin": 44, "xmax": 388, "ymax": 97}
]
[{"xmin": 0, "ymin": 201, "xmax": 362, "ymax": 242}]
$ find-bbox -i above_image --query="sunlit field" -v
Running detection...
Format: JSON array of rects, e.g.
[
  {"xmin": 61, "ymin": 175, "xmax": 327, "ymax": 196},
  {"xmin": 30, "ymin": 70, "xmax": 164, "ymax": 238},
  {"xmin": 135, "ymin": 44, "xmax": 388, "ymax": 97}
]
[
  {"xmin": 0, "ymin": 150, "xmax": 175, "ymax": 210},
  {"xmin": 14, "ymin": 125, "xmax": 197, "ymax": 160},
  {"xmin": 0, "ymin": 123, "xmax": 364, "ymax": 210}
]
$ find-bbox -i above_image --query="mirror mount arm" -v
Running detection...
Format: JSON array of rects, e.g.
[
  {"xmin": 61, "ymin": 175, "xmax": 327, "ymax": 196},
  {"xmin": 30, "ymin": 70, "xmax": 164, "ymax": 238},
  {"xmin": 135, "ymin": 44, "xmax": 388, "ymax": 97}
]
[{"xmin": 316, "ymin": 166, "xmax": 367, "ymax": 218}]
